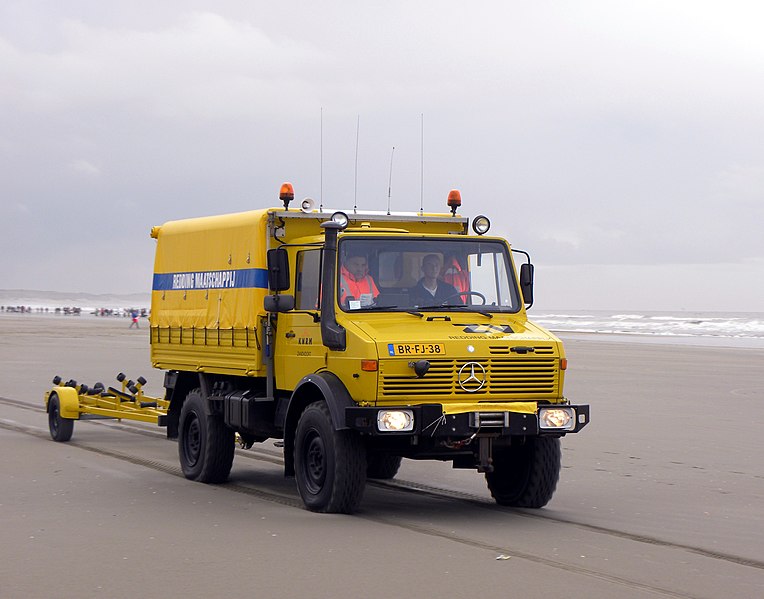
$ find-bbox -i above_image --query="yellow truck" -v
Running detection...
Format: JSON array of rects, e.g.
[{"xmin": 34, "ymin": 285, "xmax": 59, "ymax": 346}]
[{"xmin": 47, "ymin": 183, "xmax": 589, "ymax": 513}]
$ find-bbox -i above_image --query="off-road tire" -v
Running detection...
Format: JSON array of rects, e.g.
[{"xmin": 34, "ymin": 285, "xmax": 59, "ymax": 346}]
[
  {"xmin": 366, "ymin": 453, "xmax": 402, "ymax": 480},
  {"xmin": 178, "ymin": 389, "xmax": 235, "ymax": 483},
  {"xmin": 486, "ymin": 437, "xmax": 561, "ymax": 508},
  {"xmin": 294, "ymin": 401, "xmax": 366, "ymax": 513},
  {"xmin": 48, "ymin": 393, "xmax": 74, "ymax": 442}
]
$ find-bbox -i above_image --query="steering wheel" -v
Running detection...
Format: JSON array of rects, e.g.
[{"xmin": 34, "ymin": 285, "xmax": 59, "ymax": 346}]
[{"xmin": 441, "ymin": 291, "xmax": 486, "ymax": 306}]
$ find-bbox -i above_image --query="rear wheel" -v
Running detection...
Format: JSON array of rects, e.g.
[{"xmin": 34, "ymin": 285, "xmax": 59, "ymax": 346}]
[
  {"xmin": 294, "ymin": 402, "xmax": 366, "ymax": 513},
  {"xmin": 178, "ymin": 389, "xmax": 234, "ymax": 483},
  {"xmin": 48, "ymin": 393, "xmax": 74, "ymax": 442},
  {"xmin": 486, "ymin": 437, "xmax": 561, "ymax": 508},
  {"xmin": 367, "ymin": 453, "xmax": 402, "ymax": 480}
]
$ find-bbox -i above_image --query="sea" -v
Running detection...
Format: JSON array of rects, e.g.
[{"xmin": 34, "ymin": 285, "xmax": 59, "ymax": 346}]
[
  {"xmin": 532, "ymin": 309, "xmax": 764, "ymax": 348},
  {"xmin": 0, "ymin": 290, "xmax": 151, "ymax": 316},
  {"xmin": 1, "ymin": 290, "xmax": 762, "ymax": 348}
]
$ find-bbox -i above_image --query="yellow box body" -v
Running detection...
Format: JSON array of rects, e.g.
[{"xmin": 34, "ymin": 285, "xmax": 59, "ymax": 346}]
[{"xmin": 150, "ymin": 209, "xmax": 272, "ymax": 376}]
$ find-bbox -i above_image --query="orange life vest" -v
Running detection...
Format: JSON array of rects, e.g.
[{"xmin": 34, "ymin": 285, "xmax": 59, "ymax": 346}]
[{"xmin": 339, "ymin": 266, "xmax": 379, "ymax": 306}]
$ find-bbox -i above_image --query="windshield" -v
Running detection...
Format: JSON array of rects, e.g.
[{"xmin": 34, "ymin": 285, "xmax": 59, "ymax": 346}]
[{"xmin": 337, "ymin": 237, "xmax": 521, "ymax": 313}]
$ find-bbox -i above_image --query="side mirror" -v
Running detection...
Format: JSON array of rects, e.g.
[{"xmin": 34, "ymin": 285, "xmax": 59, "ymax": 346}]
[
  {"xmin": 520, "ymin": 263, "xmax": 534, "ymax": 307},
  {"xmin": 264, "ymin": 294, "xmax": 295, "ymax": 313},
  {"xmin": 267, "ymin": 248, "xmax": 290, "ymax": 291}
]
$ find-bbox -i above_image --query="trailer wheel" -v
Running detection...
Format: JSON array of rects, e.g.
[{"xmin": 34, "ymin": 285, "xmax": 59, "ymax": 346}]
[
  {"xmin": 178, "ymin": 389, "xmax": 234, "ymax": 483},
  {"xmin": 486, "ymin": 437, "xmax": 561, "ymax": 508},
  {"xmin": 294, "ymin": 401, "xmax": 366, "ymax": 513},
  {"xmin": 367, "ymin": 453, "xmax": 402, "ymax": 480},
  {"xmin": 48, "ymin": 393, "xmax": 74, "ymax": 442}
]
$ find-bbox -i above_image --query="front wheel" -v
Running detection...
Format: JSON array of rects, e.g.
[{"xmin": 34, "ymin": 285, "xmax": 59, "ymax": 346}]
[
  {"xmin": 48, "ymin": 393, "xmax": 74, "ymax": 442},
  {"xmin": 294, "ymin": 402, "xmax": 366, "ymax": 513},
  {"xmin": 367, "ymin": 453, "xmax": 402, "ymax": 480},
  {"xmin": 486, "ymin": 437, "xmax": 561, "ymax": 508},
  {"xmin": 178, "ymin": 389, "xmax": 235, "ymax": 483}
]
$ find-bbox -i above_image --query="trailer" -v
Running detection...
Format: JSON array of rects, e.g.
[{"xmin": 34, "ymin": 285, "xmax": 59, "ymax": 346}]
[{"xmin": 44, "ymin": 373, "xmax": 169, "ymax": 442}]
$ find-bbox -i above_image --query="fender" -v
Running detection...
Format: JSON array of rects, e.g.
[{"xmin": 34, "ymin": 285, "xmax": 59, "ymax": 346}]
[
  {"xmin": 281, "ymin": 372, "xmax": 357, "ymax": 476},
  {"xmin": 287, "ymin": 372, "xmax": 355, "ymax": 430},
  {"xmin": 48, "ymin": 386, "xmax": 80, "ymax": 420}
]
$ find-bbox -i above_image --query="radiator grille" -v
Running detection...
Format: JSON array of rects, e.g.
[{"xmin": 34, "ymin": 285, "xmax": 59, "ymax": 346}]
[{"xmin": 379, "ymin": 357, "xmax": 558, "ymax": 398}]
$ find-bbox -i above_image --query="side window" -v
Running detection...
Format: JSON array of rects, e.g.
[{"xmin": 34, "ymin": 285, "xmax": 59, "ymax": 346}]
[{"xmin": 295, "ymin": 249, "xmax": 322, "ymax": 310}]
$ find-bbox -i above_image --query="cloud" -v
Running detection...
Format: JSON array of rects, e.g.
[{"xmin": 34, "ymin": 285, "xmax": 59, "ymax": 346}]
[
  {"xmin": 0, "ymin": 12, "xmax": 325, "ymax": 119},
  {"xmin": 1, "ymin": 1, "xmax": 763, "ymax": 305},
  {"xmin": 70, "ymin": 159, "xmax": 100, "ymax": 176},
  {"xmin": 716, "ymin": 164, "xmax": 764, "ymax": 202},
  {"xmin": 4, "ymin": 4, "xmax": 763, "ymax": 124}
]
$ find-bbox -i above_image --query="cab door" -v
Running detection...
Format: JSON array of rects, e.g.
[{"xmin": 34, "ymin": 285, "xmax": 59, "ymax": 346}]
[{"xmin": 274, "ymin": 249, "xmax": 327, "ymax": 390}]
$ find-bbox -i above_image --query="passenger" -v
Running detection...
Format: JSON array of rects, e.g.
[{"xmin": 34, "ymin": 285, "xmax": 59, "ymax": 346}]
[
  {"xmin": 443, "ymin": 253, "xmax": 470, "ymax": 294},
  {"xmin": 410, "ymin": 254, "xmax": 459, "ymax": 306},
  {"xmin": 339, "ymin": 251, "xmax": 379, "ymax": 308}
]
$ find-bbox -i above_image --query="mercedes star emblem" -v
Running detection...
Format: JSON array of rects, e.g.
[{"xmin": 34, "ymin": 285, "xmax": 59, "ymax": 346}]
[{"xmin": 458, "ymin": 361, "xmax": 486, "ymax": 392}]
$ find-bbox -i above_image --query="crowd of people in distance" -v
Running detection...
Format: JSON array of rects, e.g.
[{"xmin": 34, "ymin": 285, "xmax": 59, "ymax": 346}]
[
  {"xmin": 0, "ymin": 305, "xmax": 149, "ymax": 318},
  {"xmin": 1, "ymin": 305, "xmax": 83, "ymax": 314},
  {"xmin": 1, "ymin": 305, "xmax": 36, "ymax": 313},
  {"xmin": 94, "ymin": 307, "xmax": 149, "ymax": 318}
]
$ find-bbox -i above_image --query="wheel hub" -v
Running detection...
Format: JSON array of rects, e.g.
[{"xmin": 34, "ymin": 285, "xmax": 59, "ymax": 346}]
[
  {"xmin": 304, "ymin": 432, "xmax": 326, "ymax": 493},
  {"xmin": 184, "ymin": 416, "xmax": 201, "ymax": 467},
  {"xmin": 50, "ymin": 406, "xmax": 60, "ymax": 434}
]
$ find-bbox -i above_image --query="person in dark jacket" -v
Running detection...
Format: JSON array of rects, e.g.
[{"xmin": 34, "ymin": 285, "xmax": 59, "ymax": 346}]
[{"xmin": 410, "ymin": 254, "xmax": 458, "ymax": 306}]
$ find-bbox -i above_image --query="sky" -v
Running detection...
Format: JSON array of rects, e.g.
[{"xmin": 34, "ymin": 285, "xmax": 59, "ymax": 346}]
[{"xmin": 1, "ymin": 0, "xmax": 763, "ymax": 311}]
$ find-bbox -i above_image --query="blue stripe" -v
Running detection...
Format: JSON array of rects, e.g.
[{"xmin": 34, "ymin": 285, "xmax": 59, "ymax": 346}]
[{"xmin": 152, "ymin": 268, "xmax": 269, "ymax": 291}]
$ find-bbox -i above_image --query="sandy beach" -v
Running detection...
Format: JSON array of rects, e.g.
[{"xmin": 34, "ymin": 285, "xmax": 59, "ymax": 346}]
[{"xmin": 1, "ymin": 313, "xmax": 762, "ymax": 598}]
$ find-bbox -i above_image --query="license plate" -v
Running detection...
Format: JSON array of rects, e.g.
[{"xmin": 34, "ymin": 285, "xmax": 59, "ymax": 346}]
[{"xmin": 388, "ymin": 343, "xmax": 445, "ymax": 356}]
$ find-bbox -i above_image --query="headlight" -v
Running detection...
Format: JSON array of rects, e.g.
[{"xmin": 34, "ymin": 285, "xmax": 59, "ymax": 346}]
[
  {"xmin": 539, "ymin": 407, "xmax": 576, "ymax": 431},
  {"xmin": 377, "ymin": 409, "xmax": 414, "ymax": 432}
]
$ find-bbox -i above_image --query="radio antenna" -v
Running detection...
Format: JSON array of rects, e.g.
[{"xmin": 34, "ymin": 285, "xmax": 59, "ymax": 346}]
[
  {"xmin": 354, "ymin": 115, "xmax": 360, "ymax": 214},
  {"xmin": 419, "ymin": 113, "xmax": 424, "ymax": 215},
  {"xmin": 319, "ymin": 107, "xmax": 324, "ymax": 212},
  {"xmin": 387, "ymin": 146, "xmax": 395, "ymax": 215}
]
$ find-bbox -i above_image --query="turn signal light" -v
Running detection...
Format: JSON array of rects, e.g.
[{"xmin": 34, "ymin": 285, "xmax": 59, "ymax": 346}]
[{"xmin": 361, "ymin": 360, "xmax": 378, "ymax": 371}]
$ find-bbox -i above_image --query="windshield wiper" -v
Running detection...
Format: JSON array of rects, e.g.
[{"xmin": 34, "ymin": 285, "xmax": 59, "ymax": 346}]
[
  {"xmin": 415, "ymin": 305, "xmax": 494, "ymax": 318},
  {"xmin": 361, "ymin": 305, "xmax": 424, "ymax": 318}
]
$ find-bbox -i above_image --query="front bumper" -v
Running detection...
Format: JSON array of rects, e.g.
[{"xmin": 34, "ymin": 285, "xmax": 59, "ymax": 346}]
[{"xmin": 346, "ymin": 403, "xmax": 589, "ymax": 438}]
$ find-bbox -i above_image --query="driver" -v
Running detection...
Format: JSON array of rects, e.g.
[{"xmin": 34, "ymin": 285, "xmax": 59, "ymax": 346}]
[{"xmin": 410, "ymin": 253, "xmax": 459, "ymax": 306}]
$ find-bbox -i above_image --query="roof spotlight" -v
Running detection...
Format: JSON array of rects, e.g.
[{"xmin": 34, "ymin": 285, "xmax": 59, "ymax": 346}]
[
  {"xmin": 330, "ymin": 211, "xmax": 349, "ymax": 229},
  {"xmin": 472, "ymin": 215, "xmax": 491, "ymax": 235}
]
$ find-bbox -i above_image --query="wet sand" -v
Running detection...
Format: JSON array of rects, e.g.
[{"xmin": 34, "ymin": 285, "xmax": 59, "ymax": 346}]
[{"xmin": 1, "ymin": 313, "xmax": 763, "ymax": 598}]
